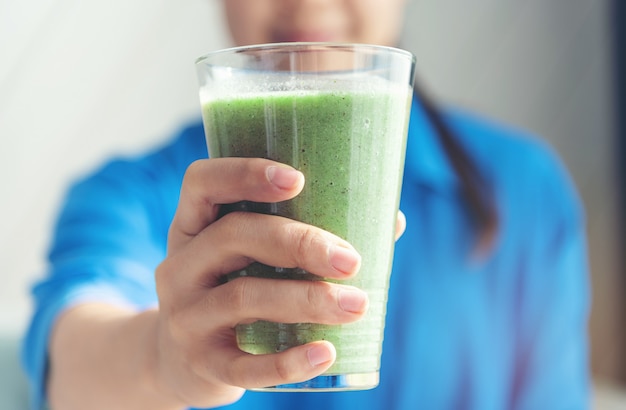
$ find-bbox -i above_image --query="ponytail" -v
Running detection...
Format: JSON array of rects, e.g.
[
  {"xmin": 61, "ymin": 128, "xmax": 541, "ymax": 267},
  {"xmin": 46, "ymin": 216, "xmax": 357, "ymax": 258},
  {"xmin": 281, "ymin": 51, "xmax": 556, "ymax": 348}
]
[{"xmin": 413, "ymin": 79, "xmax": 499, "ymax": 254}]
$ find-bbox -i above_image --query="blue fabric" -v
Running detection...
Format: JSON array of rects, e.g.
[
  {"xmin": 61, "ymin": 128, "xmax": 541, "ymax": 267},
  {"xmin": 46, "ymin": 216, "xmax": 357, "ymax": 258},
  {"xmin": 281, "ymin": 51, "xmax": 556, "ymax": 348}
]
[{"xmin": 22, "ymin": 98, "xmax": 590, "ymax": 409}]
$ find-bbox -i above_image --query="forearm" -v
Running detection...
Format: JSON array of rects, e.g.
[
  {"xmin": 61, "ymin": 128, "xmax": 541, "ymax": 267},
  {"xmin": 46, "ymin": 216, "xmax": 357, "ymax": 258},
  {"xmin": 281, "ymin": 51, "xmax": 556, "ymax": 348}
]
[{"xmin": 47, "ymin": 303, "xmax": 184, "ymax": 410}]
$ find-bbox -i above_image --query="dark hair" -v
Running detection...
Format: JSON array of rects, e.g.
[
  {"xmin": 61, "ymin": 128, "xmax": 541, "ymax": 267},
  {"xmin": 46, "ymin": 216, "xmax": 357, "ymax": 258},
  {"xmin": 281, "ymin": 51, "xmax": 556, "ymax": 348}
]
[{"xmin": 413, "ymin": 79, "xmax": 499, "ymax": 254}]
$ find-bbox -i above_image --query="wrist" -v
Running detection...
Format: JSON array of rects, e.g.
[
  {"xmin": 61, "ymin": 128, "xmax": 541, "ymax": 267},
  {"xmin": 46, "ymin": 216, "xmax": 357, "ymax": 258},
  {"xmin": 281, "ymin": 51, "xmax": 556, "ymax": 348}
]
[{"xmin": 131, "ymin": 308, "xmax": 187, "ymax": 410}]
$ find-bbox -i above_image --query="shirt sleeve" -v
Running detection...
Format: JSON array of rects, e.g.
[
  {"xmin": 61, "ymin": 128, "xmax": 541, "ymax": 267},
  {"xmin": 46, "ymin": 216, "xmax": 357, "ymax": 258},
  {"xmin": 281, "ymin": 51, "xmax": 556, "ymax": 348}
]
[{"xmin": 20, "ymin": 147, "xmax": 183, "ymax": 409}]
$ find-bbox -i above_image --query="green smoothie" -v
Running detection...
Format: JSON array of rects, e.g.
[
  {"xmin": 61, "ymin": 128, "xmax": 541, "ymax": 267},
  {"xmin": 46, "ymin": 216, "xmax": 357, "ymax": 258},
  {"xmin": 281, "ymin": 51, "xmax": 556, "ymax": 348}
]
[{"xmin": 201, "ymin": 81, "xmax": 411, "ymax": 379}]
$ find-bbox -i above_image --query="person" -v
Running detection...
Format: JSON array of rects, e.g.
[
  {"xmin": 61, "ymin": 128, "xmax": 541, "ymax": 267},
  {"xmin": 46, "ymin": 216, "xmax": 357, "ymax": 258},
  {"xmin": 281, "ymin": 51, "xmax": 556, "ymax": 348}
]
[{"xmin": 22, "ymin": 0, "xmax": 590, "ymax": 409}]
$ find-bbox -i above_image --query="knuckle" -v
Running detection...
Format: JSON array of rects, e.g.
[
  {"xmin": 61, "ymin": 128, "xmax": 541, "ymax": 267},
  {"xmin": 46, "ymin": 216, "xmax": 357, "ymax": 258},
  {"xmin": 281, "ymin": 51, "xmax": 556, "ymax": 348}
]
[
  {"xmin": 305, "ymin": 282, "xmax": 336, "ymax": 321},
  {"xmin": 232, "ymin": 157, "xmax": 268, "ymax": 189},
  {"xmin": 161, "ymin": 301, "xmax": 192, "ymax": 343},
  {"xmin": 184, "ymin": 159, "xmax": 205, "ymax": 184},
  {"xmin": 217, "ymin": 211, "xmax": 257, "ymax": 244},
  {"xmin": 273, "ymin": 355, "xmax": 293, "ymax": 382},
  {"xmin": 222, "ymin": 278, "xmax": 252, "ymax": 313},
  {"xmin": 245, "ymin": 157, "xmax": 266, "ymax": 176},
  {"xmin": 198, "ymin": 290, "xmax": 220, "ymax": 316},
  {"xmin": 186, "ymin": 158, "xmax": 204, "ymax": 174},
  {"xmin": 155, "ymin": 266, "xmax": 202, "ymax": 341},
  {"xmin": 220, "ymin": 211, "xmax": 254, "ymax": 234},
  {"xmin": 154, "ymin": 259, "xmax": 175, "ymax": 301},
  {"xmin": 292, "ymin": 226, "xmax": 322, "ymax": 264}
]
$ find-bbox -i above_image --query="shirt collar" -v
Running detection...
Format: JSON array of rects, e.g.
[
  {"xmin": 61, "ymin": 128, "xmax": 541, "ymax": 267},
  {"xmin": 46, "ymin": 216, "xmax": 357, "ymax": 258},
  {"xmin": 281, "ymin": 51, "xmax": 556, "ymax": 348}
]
[{"xmin": 404, "ymin": 95, "xmax": 457, "ymax": 191}]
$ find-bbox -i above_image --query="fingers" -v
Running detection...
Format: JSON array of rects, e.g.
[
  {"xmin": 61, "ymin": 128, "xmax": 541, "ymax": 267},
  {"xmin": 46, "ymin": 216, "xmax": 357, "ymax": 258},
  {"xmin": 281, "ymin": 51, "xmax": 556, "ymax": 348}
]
[
  {"xmin": 215, "ymin": 341, "xmax": 337, "ymax": 390},
  {"xmin": 159, "ymin": 212, "xmax": 361, "ymax": 290},
  {"xmin": 395, "ymin": 210, "xmax": 406, "ymax": 241},
  {"xmin": 203, "ymin": 278, "xmax": 369, "ymax": 328},
  {"xmin": 159, "ymin": 265, "xmax": 368, "ymax": 364},
  {"xmin": 169, "ymin": 158, "xmax": 304, "ymax": 251}
]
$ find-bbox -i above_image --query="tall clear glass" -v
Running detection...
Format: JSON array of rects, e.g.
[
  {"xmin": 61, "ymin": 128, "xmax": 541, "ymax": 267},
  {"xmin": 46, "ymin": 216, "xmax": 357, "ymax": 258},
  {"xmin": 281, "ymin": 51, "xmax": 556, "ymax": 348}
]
[{"xmin": 196, "ymin": 42, "xmax": 415, "ymax": 391}]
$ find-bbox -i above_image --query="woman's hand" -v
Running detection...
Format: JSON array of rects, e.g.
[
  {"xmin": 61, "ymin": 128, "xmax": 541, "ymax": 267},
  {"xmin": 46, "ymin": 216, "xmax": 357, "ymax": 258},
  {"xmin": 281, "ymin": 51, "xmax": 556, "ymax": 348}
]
[
  {"xmin": 152, "ymin": 158, "xmax": 369, "ymax": 408},
  {"xmin": 48, "ymin": 157, "xmax": 405, "ymax": 410}
]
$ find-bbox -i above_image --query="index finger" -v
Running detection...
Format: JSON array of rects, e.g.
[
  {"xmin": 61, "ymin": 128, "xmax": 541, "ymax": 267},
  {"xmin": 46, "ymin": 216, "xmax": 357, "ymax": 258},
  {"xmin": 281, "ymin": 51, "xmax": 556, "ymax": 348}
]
[{"xmin": 169, "ymin": 158, "xmax": 304, "ymax": 252}]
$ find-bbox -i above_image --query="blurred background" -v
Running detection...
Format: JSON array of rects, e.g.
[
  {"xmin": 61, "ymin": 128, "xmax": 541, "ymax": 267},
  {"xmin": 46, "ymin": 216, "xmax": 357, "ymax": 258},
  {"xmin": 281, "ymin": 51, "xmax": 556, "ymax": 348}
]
[{"xmin": 0, "ymin": 0, "xmax": 623, "ymax": 408}]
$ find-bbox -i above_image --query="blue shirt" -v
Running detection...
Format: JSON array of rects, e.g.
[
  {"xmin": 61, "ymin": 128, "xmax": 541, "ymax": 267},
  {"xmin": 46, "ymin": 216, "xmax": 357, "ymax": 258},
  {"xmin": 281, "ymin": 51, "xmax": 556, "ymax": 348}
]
[{"xmin": 22, "ymin": 98, "xmax": 590, "ymax": 409}]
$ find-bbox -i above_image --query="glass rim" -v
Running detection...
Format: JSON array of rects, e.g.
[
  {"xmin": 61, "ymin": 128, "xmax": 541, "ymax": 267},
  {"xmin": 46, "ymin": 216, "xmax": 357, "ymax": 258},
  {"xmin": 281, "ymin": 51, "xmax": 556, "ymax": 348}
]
[{"xmin": 195, "ymin": 42, "xmax": 415, "ymax": 66}]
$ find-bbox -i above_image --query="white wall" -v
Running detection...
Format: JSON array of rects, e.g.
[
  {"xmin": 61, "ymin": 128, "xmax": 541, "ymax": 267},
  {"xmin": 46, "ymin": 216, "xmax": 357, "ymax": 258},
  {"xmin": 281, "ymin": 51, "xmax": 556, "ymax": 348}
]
[{"xmin": 0, "ymin": 0, "xmax": 229, "ymax": 335}]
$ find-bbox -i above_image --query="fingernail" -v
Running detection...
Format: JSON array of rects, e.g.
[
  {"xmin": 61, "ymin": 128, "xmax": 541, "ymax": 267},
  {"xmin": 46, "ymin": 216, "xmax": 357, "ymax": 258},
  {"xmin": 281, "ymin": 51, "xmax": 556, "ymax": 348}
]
[
  {"xmin": 329, "ymin": 246, "xmax": 361, "ymax": 275},
  {"xmin": 338, "ymin": 288, "xmax": 369, "ymax": 313},
  {"xmin": 267, "ymin": 166, "xmax": 302, "ymax": 190},
  {"xmin": 307, "ymin": 343, "xmax": 335, "ymax": 367}
]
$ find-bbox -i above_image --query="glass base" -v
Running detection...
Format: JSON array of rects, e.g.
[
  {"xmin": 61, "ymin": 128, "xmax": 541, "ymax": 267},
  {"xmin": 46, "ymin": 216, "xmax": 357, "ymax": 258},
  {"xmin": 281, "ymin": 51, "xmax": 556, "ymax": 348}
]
[{"xmin": 251, "ymin": 372, "xmax": 379, "ymax": 392}]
